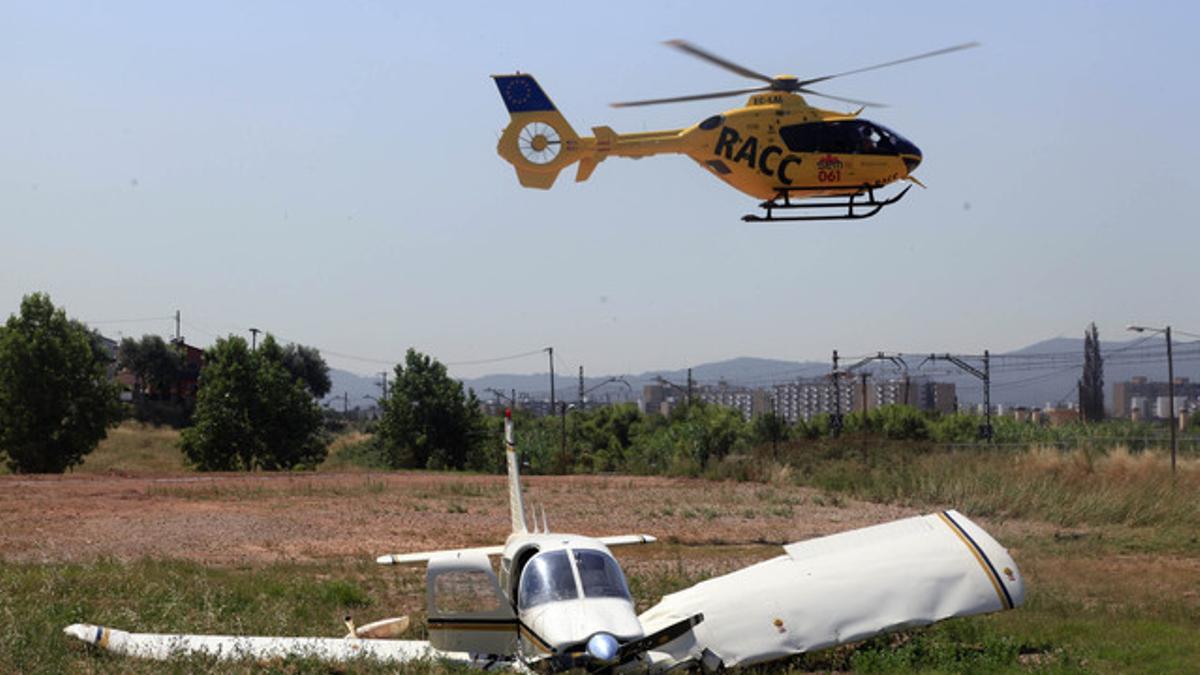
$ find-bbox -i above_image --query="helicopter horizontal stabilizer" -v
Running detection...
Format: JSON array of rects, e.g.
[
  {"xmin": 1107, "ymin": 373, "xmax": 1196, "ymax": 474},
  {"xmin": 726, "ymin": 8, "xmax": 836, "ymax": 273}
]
[{"xmin": 575, "ymin": 158, "xmax": 599, "ymax": 182}]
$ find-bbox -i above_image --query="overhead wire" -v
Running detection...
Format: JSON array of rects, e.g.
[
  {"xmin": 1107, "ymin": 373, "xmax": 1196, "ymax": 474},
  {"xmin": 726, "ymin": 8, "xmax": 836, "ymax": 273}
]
[{"xmin": 84, "ymin": 315, "xmax": 176, "ymax": 325}]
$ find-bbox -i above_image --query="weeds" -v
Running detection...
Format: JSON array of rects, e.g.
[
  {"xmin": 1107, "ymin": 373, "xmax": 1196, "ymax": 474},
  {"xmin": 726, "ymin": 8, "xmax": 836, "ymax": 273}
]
[{"xmin": 785, "ymin": 442, "xmax": 1199, "ymax": 531}]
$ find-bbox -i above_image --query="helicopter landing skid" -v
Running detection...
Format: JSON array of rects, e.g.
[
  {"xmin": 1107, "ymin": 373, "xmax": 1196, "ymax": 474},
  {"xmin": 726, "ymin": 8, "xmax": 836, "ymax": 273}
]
[{"xmin": 742, "ymin": 184, "xmax": 911, "ymax": 223}]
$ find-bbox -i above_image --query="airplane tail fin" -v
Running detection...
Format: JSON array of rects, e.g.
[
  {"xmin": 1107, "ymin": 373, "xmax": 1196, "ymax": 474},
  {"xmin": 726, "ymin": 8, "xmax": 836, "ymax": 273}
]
[
  {"xmin": 504, "ymin": 409, "xmax": 528, "ymax": 534},
  {"xmin": 492, "ymin": 74, "xmax": 583, "ymax": 189}
]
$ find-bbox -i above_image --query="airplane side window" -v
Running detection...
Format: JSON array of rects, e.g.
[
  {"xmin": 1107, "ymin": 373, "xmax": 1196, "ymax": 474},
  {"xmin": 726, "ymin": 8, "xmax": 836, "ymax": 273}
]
[
  {"xmin": 573, "ymin": 550, "xmax": 632, "ymax": 601},
  {"xmin": 434, "ymin": 571, "xmax": 503, "ymax": 614},
  {"xmin": 518, "ymin": 551, "xmax": 579, "ymax": 609}
]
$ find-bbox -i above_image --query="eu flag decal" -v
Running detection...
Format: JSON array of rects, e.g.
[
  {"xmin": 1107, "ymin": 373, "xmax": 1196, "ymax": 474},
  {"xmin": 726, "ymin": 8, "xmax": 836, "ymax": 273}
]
[{"xmin": 493, "ymin": 75, "xmax": 556, "ymax": 113}]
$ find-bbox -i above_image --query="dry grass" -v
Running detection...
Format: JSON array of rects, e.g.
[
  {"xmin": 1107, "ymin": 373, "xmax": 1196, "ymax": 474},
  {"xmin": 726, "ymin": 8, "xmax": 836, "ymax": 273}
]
[
  {"xmin": 799, "ymin": 442, "xmax": 1200, "ymax": 534},
  {"xmin": 75, "ymin": 422, "xmax": 185, "ymax": 475}
]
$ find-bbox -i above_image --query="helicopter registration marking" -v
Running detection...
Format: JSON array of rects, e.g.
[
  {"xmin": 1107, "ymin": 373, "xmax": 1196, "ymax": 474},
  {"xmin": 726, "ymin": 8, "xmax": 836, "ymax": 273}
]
[{"xmin": 713, "ymin": 126, "xmax": 802, "ymax": 184}]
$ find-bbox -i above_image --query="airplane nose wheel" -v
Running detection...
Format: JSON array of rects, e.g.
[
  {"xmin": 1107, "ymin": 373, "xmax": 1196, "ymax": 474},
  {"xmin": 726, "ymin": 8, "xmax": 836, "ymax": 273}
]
[{"xmin": 518, "ymin": 122, "xmax": 562, "ymax": 164}]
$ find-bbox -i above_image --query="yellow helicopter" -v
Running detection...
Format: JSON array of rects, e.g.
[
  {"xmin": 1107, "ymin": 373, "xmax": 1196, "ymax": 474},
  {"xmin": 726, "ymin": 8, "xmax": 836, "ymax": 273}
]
[{"xmin": 493, "ymin": 40, "xmax": 977, "ymax": 222}]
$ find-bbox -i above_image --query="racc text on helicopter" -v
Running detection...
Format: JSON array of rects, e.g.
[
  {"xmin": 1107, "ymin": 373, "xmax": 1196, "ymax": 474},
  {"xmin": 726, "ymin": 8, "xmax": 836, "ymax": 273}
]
[{"xmin": 492, "ymin": 40, "xmax": 978, "ymax": 222}]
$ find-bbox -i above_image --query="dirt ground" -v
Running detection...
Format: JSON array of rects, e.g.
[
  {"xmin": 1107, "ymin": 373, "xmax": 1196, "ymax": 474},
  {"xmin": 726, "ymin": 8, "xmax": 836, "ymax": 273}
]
[{"xmin": 0, "ymin": 472, "xmax": 919, "ymax": 568}]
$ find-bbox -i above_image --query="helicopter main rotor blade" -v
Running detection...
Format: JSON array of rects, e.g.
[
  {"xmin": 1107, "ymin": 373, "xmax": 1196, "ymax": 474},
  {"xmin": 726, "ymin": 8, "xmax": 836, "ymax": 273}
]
[
  {"xmin": 797, "ymin": 42, "xmax": 980, "ymax": 88},
  {"xmin": 610, "ymin": 86, "xmax": 769, "ymax": 108},
  {"xmin": 664, "ymin": 39, "xmax": 774, "ymax": 84},
  {"xmin": 796, "ymin": 87, "xmax": 888, "ymax": 108}
]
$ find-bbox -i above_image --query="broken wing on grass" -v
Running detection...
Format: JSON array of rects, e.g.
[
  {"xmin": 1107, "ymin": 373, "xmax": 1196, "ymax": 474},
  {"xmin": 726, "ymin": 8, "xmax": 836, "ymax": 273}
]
[{"xmin": 639, "ymin": 510, "xmax": 1024, "ymax": 671}]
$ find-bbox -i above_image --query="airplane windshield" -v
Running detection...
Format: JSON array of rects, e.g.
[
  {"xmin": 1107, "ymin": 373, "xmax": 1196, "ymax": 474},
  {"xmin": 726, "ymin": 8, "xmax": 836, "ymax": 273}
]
[
  {"xmin": 518, "ymin": 550, "xmax": 579, "ymax": 609},
  {"xmin": 573, "ymin": 549, "xmax": 632, "ymax": 601}
]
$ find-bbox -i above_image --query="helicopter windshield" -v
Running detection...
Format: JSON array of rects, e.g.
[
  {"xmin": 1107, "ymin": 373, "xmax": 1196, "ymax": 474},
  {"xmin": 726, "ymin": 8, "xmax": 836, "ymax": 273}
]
[
  {"xmin": 779, "ymin": 120, "xmax": 913, "ymax": 156},
  {"xmin": 518, "ymin": 548, "xmax": 633, "ymax": 609}
]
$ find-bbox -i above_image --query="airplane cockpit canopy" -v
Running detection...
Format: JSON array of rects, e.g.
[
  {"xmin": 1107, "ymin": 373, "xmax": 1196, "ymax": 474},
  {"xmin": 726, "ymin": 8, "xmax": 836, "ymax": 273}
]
[{"xmin": 518, "ymin": 548, "xmax": 633, "ymax": 610}]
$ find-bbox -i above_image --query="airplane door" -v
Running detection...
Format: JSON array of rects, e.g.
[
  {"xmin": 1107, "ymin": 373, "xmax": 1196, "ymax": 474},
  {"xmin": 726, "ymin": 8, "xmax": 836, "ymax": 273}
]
[{"xmin": 426, "ymin": 551, "xmax": 518, "ymax": 656}]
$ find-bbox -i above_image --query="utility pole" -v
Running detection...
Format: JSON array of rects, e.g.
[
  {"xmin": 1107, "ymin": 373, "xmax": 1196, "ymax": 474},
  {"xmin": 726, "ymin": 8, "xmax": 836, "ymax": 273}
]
[
  {"xmin": 546, "ymin": 347, "xmax": 555, "ymax": 419},
  {"xmin": 1167, "ymin": 326, "xmax": 1176, "ymax": 473},
  {"xmin": 831, "ymin": 350, "xmax": 842, "ymax": 436},
  {"xmin": 922, "ymin": 351, "xmax": 992, "ymax": 441},
  {"xmin": 378, "ymin": 371, "xmax": 389, "ymax": 401},
  {"xmin": 342, "ymin": 391, "xmax": 349, "ymax": 415},
  {"xmin": 560, "ymin": 401, "xmax": 568, "ymax": 470},
  {"xmin": 686, "ymin": 367, "xmax": 693, "ymax": 406},
  {"xmin": 174, "ymin": 310, "xmax": 181, "ymax": 343},
  {"xmin": 578, "ymin": 366, "xmax": 585, "ymax": 408},
  {"xmin": 249, "ymin": 327, "xmax": 261, "ymax": 350},
  {"xmin": 983, "ymin": 350, "xmax": 992, "ymax": 439},
  {"xmin": 860, "ymin": 372, "xmax": 870, "ymax": 416},
  {"xmin": 1126, "ymin": 324, "xmax": 1177, "ymax": 473}
]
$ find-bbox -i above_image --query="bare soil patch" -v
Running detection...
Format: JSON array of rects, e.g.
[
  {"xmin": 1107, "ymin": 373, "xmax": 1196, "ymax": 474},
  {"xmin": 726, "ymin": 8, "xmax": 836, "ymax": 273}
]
[{"xmin": 0, "ymin": 472, "xmax": 918, "ymax": 565}]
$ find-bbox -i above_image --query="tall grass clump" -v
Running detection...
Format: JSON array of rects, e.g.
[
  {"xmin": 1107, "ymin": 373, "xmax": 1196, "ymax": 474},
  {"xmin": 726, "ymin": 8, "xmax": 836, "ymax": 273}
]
[{"xmin": 785, "ymin": 439, "xmax": 1199, "ymax": 530}]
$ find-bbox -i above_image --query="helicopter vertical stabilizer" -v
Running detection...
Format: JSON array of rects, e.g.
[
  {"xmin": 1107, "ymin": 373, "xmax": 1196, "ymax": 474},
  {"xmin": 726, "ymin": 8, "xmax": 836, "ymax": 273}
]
[{"xmin": 493, "ymin": 74, "xmax": 581, "ymax": 189}]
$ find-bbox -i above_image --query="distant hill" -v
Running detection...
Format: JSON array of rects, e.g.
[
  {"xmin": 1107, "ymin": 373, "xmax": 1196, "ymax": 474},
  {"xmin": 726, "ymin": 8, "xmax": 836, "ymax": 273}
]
[{"xmin": 325, "ymin": 336, "xmax": 1198, "ymax": 411}]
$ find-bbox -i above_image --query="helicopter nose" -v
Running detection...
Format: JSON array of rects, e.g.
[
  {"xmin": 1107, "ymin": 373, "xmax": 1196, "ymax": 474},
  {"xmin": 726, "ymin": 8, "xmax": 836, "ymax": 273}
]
[{"xmin": 903, "ymin": 150, "xmax": 922, "ymax": 173}]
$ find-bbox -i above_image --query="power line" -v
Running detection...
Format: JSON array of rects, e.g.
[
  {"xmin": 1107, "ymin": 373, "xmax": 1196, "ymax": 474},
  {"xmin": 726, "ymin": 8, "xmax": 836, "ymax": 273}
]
[{"xmin": 84, "ymin": 315, "xmax": 175, "ymax": 325}]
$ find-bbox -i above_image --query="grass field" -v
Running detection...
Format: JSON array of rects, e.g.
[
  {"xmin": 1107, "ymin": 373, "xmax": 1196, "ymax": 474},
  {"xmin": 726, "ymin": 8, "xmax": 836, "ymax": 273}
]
[{"xmin": 1, "ymin": 423, "xmax": 1196, "ymax": 673}]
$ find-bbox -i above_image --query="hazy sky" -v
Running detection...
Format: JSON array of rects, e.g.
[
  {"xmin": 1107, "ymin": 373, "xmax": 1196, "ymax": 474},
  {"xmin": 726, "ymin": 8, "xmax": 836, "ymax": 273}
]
[{"xmin": 4, "ymin": 2, "xmax": 1198, "ymax": 378}]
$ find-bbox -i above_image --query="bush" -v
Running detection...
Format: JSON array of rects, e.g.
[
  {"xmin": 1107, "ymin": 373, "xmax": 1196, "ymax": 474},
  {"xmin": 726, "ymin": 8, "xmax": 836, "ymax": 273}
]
[
  {"xmin": 374, "ymin": 349, "xmax": 489, "ymax": 471},
  {"xmin": 181, "ymin": 335, "xmax": 328, "ymax": 471},
  {"xmin": 0, "ymin": 293, "xmax": 123, "ymax": 473}
]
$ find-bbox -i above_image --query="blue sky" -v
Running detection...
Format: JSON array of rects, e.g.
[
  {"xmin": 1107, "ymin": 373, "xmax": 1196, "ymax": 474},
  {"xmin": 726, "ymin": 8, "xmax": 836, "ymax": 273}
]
[{"xmin": 3, "ymin": 1, "xmax": 1198, "ymax": 378}]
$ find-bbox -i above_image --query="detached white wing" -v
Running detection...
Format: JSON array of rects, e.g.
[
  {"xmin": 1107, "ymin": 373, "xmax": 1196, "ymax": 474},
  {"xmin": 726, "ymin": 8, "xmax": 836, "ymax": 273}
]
[
  {"xmin": 62, "ymin": 624, "xmax": 479, "ymax": 665},
  {"xmin": 639, "ymin": 510, "xmax": 1023, "ymax": 671}
]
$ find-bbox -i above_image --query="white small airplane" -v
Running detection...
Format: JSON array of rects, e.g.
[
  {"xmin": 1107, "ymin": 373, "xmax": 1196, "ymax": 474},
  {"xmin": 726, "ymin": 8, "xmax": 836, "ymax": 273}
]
[{"xmin": 65, "ymin": 410, "xmax": 1024, "ymax": 671}]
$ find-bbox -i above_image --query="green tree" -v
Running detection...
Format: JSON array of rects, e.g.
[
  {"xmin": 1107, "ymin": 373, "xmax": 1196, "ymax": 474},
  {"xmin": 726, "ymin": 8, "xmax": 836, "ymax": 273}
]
[
  {"xmin": 930, "ymin": 412, "xmax": 984, "ymax": 443},
  {"xmin": 630, "ymin": 402, "xmax": 749, "ymax": 474},
  {"xmin": 571, "ymin": 403, "xmax": 642, "ymax": 471},
  {"xmin": 281, "ymin": 343, "xmax": 332, "ymax": 399},
  {"xmin": 375, "ymin": 349, "xmax": 488, "ymax": 470},
  {"xmin": 874, "ymin": 405, "xmax": 930, "ymax": 440},
  {"xmin": 180, "ymin": 335, "xmax": 327, "ymax": 470},
  {"xmin": 0, "ymin": 293, "xmax": 123, "ymax": 473},
  {"xmin": 118, "ymin": 335, "xmax": 184, "ymax": 400},
  {"xmin": 1079, "ymin": 322, "xmax": 1105, "ymax": 422},
  {"xmin": 751, "ymin": 411, "xmax": 790, "ymax": 454}
]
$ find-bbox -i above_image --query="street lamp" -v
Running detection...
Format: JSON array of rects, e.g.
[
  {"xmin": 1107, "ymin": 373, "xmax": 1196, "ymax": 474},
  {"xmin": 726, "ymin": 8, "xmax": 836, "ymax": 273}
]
[
  {"xmin": 581, "ymin": 377, "xmax": 633, "ymax": 406},
  {"xmin": 1126, "ymin": 324, "xmax": 1176, "ymax": 473}
]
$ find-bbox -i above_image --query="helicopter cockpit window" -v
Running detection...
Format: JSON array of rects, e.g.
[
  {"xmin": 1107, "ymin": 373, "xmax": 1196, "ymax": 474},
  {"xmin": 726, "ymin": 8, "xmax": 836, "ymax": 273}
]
[
  {"xmin": 573, "ymin": 549, "xmax": 632, "ymax": 601},
  {"xmin": 780, "ymin": 121, "xmax": 900, "ymax": 155},
  {"xmin": 518, "ymin": 550, "xmax": 579, "ymax": 609}
]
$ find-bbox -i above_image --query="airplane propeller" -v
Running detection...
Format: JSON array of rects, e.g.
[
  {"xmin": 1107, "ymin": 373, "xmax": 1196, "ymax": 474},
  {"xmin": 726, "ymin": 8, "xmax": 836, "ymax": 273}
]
[
  {"xmin": 610, "ymin": 39, "xmax": 979, "ymax": 109},
  {"xmin": 582, "ymin": 613, "xmax": 704, "ymax": 674}
]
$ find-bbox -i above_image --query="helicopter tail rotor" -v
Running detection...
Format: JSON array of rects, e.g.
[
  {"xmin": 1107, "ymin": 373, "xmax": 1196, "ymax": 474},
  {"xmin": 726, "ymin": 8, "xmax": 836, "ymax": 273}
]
[{"xmin": 493, "ymin": 74, "xmax": 583, "ymax": 189}]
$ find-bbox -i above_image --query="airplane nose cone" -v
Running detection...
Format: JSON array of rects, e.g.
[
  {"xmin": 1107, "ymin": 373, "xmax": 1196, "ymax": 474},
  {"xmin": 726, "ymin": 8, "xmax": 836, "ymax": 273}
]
[{"xmin": 586, "ymin": 632, "xmax": 620, "ymax": 663}]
